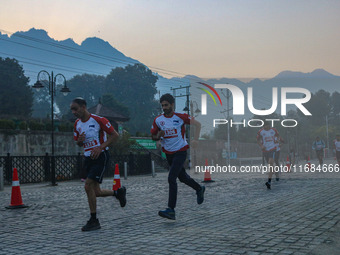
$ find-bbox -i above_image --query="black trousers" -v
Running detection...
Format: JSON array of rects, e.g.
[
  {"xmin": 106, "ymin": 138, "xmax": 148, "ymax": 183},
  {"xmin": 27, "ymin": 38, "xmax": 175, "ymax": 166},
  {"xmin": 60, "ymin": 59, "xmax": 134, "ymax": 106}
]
[{"xmin": 166, "ymin": 150, "xmax": 201, "ymax": 209}]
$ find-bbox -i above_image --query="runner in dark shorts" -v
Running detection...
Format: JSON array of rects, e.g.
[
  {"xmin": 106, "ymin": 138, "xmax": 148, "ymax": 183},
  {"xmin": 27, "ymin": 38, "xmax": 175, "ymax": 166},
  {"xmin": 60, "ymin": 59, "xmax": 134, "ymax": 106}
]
[
  {"xmin": 83, "ymin": 150, "xmax": 110, "ymax": 184},
  {"xmin": 71, "ymin": 97, "xmax": 126, "ymax": 231}
]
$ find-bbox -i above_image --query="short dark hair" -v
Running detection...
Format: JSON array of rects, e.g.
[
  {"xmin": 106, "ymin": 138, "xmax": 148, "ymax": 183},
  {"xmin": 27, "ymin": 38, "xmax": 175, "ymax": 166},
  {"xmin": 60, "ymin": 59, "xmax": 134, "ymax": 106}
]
[
  {"xmin": 160, "ymin": 93, "xmax": 175, "ymax": 104},
  {"xmin": 72, "ymin": 97, "xmax": 87, "ymax": 107},
  {"xmin": 263, "ymin": 120, "xmax": 271, "ymax": 127}
]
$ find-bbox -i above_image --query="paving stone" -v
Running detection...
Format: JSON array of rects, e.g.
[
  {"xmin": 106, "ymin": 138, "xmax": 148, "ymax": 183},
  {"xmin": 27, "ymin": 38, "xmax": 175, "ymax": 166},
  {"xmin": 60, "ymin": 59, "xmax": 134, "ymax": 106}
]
[{"xmin": 0, "ymin": 162, "xmax": 340, "ymax": 254}]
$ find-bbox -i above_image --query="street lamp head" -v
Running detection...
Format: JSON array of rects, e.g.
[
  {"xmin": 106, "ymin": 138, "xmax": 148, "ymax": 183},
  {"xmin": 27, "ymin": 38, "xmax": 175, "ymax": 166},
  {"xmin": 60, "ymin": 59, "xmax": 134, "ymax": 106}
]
[
  {"xmin": 183, "ymin": 106, "xmax": 189, "ymax": 112},
  {"xmin": 32, "ymin": 80, "xmax": 44, "ymax": 92},
  {"xmin": 60, "ymin": 85, "xmax": 71, "ymax": 96},
  {"xmin": 195, "ymin": 108, "xmax": 201, "ymax": 114}
]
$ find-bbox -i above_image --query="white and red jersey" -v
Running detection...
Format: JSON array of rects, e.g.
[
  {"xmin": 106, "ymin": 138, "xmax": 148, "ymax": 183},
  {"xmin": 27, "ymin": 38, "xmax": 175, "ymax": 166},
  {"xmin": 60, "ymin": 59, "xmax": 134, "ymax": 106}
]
[
  {"xmin": 334, "ymin": 139, "xmax": 340, "ymax": 152},
  {"xmin": 73, "ymin": 114, "xmax": 115, "ymax": 157},
  {"xmin": 151, "ymin": 112, "xmax": 191, "ymax": 154},
  {"xmin": 274, "ymin": 136, "xmax": 281, "ymax": 152},
  {"xmin": 257, "ymin": 127, "xmax": 279, "ymax": 152}
]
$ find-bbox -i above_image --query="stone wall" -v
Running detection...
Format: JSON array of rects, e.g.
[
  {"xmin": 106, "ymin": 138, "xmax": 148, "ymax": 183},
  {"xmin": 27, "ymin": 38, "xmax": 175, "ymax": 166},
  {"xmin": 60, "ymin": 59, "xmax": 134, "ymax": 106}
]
[{"xmin": 0, "ymin": 130, "xmax": 82, "ymax": 156}]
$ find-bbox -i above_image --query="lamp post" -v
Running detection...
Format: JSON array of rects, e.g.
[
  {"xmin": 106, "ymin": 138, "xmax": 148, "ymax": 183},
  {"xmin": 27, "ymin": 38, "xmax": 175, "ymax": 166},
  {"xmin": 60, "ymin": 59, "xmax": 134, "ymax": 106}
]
[
  {"xmin": 190, "ymin": 101, "xmax": 201, "ymax": 118},
  {"xmin": 189, "ymin": 101, "xmax": 201, "ymax": 171},
  {"xmin": 33, "ymin": 71, "xmax": 71, "ymax": 186}
]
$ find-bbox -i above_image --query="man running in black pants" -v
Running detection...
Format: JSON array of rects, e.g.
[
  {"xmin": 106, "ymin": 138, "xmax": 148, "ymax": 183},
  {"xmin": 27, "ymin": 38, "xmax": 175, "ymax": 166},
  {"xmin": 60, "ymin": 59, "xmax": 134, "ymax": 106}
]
[
  {"xmin": 71, "ymin": 97, "xmax": 126, "ymax": 231},
  {"xmin": 151, "ymin": 94, "xmax": 205, "ymax": 220}
]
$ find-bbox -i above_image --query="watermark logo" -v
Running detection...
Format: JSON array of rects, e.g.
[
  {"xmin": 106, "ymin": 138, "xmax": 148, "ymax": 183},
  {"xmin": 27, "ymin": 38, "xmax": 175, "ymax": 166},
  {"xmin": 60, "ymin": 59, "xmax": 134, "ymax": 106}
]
[
  {"xmin": 197, "ymin": 83, "xmax": 312, "ymax": 128},
  {"xmin": 198, "ymin": 82, "xmax": 223, "ymax": 115},
  {"xmin": 199, "ymin": 83, "xmax": 311, "ymax": 116}
]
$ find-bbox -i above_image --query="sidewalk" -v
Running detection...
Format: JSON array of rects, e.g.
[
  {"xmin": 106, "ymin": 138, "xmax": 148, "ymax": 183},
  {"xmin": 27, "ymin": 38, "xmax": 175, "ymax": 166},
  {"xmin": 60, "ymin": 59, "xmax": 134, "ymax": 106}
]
[{"xmin": 0, "ymin": 159, "xmax": 339, "ymax": 254}]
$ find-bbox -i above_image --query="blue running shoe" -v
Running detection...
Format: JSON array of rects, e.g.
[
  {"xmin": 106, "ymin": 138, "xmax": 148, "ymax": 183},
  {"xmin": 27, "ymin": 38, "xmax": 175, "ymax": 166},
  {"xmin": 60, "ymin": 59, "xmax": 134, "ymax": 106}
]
[
  {"xmin": 196, "ymin": 185, "xmax": 205, "ymax": 204},
  {"xmin": 158, "ymin": 208, "xmax": 176, "ymax": 220}
]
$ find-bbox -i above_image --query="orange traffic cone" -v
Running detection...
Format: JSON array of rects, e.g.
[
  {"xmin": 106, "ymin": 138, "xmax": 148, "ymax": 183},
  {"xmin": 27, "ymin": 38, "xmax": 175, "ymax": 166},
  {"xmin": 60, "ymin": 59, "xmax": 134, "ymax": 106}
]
[
  {"xmin": 286, "ymin": 155, "xmax": 291, "ymax": 172},
  {"xmin": 6, "ymin": 168, "xmax": 28, "ymax": 209},
  {"xmin": 306, "ymin": 156, "xmax": 311, "ymax": 169},
  {"xmin": 202, "ymin": 159, "xmax": 215, "ymax": 183},
  {"xmin": 112, "ymin": 164, "xmax": 121, "ymax": 191}
]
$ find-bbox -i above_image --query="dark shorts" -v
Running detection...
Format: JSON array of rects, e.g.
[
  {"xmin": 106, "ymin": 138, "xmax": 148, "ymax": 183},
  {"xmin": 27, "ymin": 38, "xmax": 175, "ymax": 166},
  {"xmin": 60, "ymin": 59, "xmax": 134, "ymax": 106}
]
[
  {"xmin": 83, "ymin": 150, "xmax": 110, "ymax": 184},
  {"xmin": 274, "ymin": 150, "xmax": 280, "ymax": 164},
  {"xmin": 336, "ymin": 151, "xmax": 340, "ymax": 161},
  {"xmin": 263, "ymin": 150, "xmax": 276, "ymax": 164},
  {"xmin": 316, "ymin": 150, "xmax": 324, "ymax": 158}
]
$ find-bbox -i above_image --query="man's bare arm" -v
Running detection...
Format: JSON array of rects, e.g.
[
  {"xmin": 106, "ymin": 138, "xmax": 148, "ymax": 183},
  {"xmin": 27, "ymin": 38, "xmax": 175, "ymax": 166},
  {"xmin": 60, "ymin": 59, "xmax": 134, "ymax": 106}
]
[{"xmin": 152, "ymin": 130, "xmax": 165, "ymax": 141}]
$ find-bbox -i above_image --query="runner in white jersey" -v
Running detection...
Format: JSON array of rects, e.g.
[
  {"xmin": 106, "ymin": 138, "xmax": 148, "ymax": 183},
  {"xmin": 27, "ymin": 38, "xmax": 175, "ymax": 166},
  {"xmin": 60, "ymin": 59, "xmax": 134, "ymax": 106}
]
[
  {"xmin": 257, "ymin": 121, "xmax": 281, "ymax": 189},
  {"xmin": 151, "ymin": 93, "xmax": 205, "ymax": 220},
  {"xmin": 333, "ymin": 134, "xmax": 340, "ymax": 165},
  {"xmin": 71, "ymin": 97, "xmax": 126, "ymax": 231},
  {"xmin": 312, "ymin": 136, "xmax": 325, "ymax": 165}
]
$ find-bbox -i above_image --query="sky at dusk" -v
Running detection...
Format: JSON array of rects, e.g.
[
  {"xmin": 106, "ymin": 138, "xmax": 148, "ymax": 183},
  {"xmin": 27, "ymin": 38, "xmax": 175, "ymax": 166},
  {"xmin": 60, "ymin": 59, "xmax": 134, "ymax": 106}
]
[{"xmin": 1, "ymin": 0, "xmax": 340, "ymax": 78}]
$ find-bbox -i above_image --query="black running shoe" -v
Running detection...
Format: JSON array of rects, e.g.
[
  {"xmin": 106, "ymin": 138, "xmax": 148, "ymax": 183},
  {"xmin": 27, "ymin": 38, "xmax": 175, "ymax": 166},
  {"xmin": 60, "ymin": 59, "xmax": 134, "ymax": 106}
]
[
  {"xmin": 265, "ymin": 182, "xmax": 271, "ymax": 190},
  {"xmin": 81, "ymin": 218, "xmax": 101, "ymax": 231},
  {"xmin": 158, "ymin": 208, "xmax": 176, "ymax": 220},
  {"xmin": 116, "ymin": 186, "xmax": 127, "ymax": 207},
  {"xmin": 276, "ymin": 178, "xmax": 279, "ymax": 181},
  {"xmin": 196, "ymin": 185, "xmax": 205, "ymax": 204}
]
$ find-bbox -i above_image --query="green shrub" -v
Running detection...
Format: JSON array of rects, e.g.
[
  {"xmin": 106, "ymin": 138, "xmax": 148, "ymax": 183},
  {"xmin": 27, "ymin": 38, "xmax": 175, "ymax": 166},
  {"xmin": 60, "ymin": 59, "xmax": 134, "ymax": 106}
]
[
  {"xmin": 28, "ymin": 120, "xmax": 45, "ymax": 131},
  {"xmin": 18, "ymin": 121, "xmax": 28, "ymax": 130},
  {"xmin": 0, "ymin": 119, "xmax": 16, "ymax": 129},
  {"xmin": 58, "ymin": 122, "xmax": 74, "ymax": 132}
]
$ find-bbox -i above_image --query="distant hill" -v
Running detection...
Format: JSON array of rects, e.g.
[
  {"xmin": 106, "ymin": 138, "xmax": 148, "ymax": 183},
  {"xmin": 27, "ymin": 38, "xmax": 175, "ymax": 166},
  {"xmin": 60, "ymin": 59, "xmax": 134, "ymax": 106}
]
[
  {"xmin": 274, "ymin": 68, "xmax": 336, "ymax": 79},
  {"xmin": 0, "ymin": 28, "xmax": 138, "ymax": 81},
  {"xmin": 0, "ymin": 28, "xmax": 179, "ymax": 97},
  {"xmin": 1, "ymin": 28, "xmax": 339, "ymax": 117}
]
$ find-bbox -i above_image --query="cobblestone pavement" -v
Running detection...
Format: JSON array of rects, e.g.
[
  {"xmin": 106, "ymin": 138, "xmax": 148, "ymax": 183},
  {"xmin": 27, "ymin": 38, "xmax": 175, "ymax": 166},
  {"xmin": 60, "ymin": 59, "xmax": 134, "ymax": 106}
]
[{"xmin": 0, "ymin": 158, "xmax": 339, "ymax": 255}]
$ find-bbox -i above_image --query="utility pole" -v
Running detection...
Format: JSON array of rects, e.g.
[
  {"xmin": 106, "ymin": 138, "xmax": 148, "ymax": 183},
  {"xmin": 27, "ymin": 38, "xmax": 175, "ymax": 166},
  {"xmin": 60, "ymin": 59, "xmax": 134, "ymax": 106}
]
[
  {"xmin": 171, "ymin": 85, "xmax": 190, "ymax": 114},
  {"xmin": 220, "ymin": 89, "xmax": 232, "ymax": 166}
]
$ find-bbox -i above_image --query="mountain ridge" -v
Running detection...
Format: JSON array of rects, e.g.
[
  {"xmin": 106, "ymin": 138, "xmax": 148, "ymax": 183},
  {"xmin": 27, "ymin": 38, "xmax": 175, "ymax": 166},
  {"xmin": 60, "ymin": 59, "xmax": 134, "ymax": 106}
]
[{"xmin": 0, "ymin": 28, "xmax": 339, "ymax": 98}]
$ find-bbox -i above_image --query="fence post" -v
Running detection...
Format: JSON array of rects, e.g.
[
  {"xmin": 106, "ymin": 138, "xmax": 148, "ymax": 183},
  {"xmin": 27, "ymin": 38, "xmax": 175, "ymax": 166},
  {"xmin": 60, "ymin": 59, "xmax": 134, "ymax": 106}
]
[
  {"xmin": 129, "ymin": 152, "xmax": 135, "ymax": 175},
  {"xmin": 124, "ymin": 162, "xmax": 128, "ymax": 180},
  {"xmin": 77, "ymin": 152, "xmax": 83, "ymax": 179},
  {"xmin": 151, "ymin": 160, "xmax": 156, "ymax": 178},
  {"xmin": 6, "ymin": 153, "xmax": 12, "ymax": 183},
  {"xmin": 0, "ymin": 166, "xmax": 3, "ymax": 191},
  {"xmin": 44, "ymin": 153, "xmax": 50, "ymax": 182},
  {"xmin": 148, "ymin": 152, "xmax": 152, "ymax": 174}
]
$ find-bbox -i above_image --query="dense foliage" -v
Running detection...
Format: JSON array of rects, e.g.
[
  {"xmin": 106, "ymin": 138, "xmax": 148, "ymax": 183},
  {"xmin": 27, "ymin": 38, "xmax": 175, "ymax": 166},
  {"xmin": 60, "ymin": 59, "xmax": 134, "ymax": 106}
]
[{"xmin": 0, "ymin": 57, "xmax": 33, "ymax": 117}]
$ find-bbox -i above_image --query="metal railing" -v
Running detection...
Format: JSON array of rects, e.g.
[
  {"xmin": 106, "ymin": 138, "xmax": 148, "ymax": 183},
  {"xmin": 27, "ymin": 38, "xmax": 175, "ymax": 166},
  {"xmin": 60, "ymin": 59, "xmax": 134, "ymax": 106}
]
[
  {"xmin": 130, "ymin": 142, "xmax": 169, "ymax": 170},
  {"xmin": 0, "ymin": 152, "xmax": 154, "ymax": 185}
]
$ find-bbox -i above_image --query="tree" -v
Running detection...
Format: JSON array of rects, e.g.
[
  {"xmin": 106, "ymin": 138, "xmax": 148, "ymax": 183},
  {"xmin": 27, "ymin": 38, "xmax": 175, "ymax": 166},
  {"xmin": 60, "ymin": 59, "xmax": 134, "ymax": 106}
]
[
  {"xmin": 33, "ymin": 73, "xmax": 107, "ymax": 119},
  {"xmin": 56, "ymin": 73, "xmax": 106, "ymax": 115},
  {"xmin": 104, "ymin": 64, "xmax": 159, "ymax": 134},
  {"xmin": 0, "ymin": 57, "xmax": 33, "ymax": 117},
  {"xmin": 302, "ymin": 90, "xmax": 331, "ymax": 125},
  {"xmin": 102, "ymin": 94, "xmax": 129, "ymax": 118},
  {"xmin": 330, "ymin": 91, "xmax": 340, "ymax": 126}
]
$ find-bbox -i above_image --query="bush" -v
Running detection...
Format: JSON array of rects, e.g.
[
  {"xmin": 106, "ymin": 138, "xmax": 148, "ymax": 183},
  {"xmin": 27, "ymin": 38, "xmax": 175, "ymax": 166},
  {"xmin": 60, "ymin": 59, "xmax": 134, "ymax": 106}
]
[
  {"xmin": 18, "ymin": 121, "xmax": 28, "ymax": 130},
  {"xmin": 0, "ymin": 119, "xmax": 16, "ymax": 129},
  {"xmin": 58, "ymin": 122, "xmax": 74, "ymax": 132},
  {"xmin": 110, "ymin": 133, "xmax": 137, "ymax": 155},
  {"xmin": 28, "ymin": 120, "xmax": 45, "ymax": 131}
]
